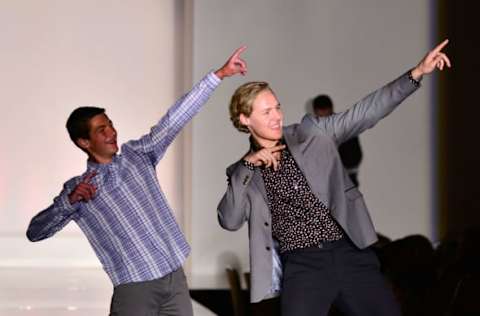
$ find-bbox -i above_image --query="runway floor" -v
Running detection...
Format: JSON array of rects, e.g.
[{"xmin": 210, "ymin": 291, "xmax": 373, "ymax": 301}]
[{"xmin": 0, "ymin": 267, "xmax": 215, "ymax": 316}]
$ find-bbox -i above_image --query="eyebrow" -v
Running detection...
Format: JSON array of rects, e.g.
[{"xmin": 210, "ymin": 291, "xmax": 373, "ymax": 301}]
[
  {"xmin": 95, "ymin": 120, "xmax": 114, "ymax": 131},
  {"xmin": 260, "ymin": 103, "xmax": 281, "ymax": 111},
  {"xmin": 94, "ymin": 124, "xmax": 107, "ymax": 132}
]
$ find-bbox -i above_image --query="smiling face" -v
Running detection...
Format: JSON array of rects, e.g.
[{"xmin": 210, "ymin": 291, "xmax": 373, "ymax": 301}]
[
  {"xmin": 77, "ymin": 113, "xmax": 118, "ymax": 164},
  {"xmin": 240, "ymin": 90, "xmax": 283, "ymax": 148}
]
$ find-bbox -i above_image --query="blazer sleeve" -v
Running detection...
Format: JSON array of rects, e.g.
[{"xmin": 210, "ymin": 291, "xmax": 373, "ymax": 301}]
[
  {"xmin": 217, "ymin": 160, "xmax": 254, "ymax": 231},
  {"xmin": 302, "ymin": 70, "xmax": 420, "ymax": 145}
]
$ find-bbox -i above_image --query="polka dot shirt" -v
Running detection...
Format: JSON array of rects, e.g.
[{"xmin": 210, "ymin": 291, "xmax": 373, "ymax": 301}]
[{"xmin": 261, "ymin": 148, "xmax": 344, "ymax": 253}]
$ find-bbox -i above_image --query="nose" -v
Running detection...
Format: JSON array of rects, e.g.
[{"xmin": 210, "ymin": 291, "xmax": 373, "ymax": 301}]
[{"xmin": 107, "ymin": 126, "xmax": 117, "ymax": 138}]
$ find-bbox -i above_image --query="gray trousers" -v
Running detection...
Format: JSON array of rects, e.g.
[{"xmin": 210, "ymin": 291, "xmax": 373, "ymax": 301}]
[{"xmin": 109, "ymin": 267, "xmax": 193, "ymax": 316}]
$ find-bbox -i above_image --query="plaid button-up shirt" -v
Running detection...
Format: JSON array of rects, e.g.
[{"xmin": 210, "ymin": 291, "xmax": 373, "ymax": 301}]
[{"xmin": 27, "ymin": 72, "xmax": 221, "ymax": 286}]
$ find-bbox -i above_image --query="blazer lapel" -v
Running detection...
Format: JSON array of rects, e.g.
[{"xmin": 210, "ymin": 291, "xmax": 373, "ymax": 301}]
[
  {"xmin": 283, "ymin": 126, "xmax": 324, "ymax": 201},
  {"xmin": 250, "ymin": 168, "xmax": 272, "ymax": 220},
  {"xmin": 283, "ymin": 127, "xmax": 310, "ymax": 178},
  {"xmin": 251, "ymin": 169, "xmax": 268, "ymax": 203}
]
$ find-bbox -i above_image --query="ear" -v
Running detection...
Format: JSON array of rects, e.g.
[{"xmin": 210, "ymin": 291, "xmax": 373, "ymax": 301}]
[
  {"xmin": 76, "ymin": 138, "xmax": 90, "ymax": 151},
  {"xmin": 239, "ymin": 113, "xmax": 250, "ymax": 128}
]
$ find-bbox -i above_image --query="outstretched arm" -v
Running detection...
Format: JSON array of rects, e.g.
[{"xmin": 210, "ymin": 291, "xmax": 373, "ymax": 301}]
[
  {"xmin": 126, "ymin": 46, "xmax": 248, "ymax": 165},
  {"xmin": 303, "ymin": 40, "xmax": 451, "ymax": 144}
]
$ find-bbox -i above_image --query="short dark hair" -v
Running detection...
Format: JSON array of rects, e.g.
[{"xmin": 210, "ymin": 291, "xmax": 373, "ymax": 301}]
[
  {"xmin": 313, "ymin": 94, "xmax": 333, "ymax": 111},
  {"xmin": 66, "ymin": 106, "xmax": 105, "ymax": 144}
]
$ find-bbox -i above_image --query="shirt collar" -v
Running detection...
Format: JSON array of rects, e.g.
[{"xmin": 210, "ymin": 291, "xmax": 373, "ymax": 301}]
[
  {"xmin": 86, "ymin": 154, "xmax": 118, "ymax": 172},
  {"xmin": 249, "ymin": 136, "xmax": 286, "ymax": 152}
]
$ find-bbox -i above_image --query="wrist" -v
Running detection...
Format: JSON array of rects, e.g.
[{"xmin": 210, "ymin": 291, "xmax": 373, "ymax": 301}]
[
  {"xmin": 410, "ymin": 67, "xmax": 423, "ymax": 81},
  {"xmin": 61, "ymin": 192, "xmax": 80, "ymax": 212},
  {"xmin": 214, "ymin": 68, "xmax": 226, "ymax": 80},
  {"xmin": 408, "ymin": 68, "xmax": 423, "ymax": 88},
  {"xmin": 67, "ymin": 193, "xmax": 77, "ymax": 205}
]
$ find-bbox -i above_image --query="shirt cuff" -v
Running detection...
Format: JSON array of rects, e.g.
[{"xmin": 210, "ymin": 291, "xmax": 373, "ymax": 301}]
[
  {"xmin": 57, "ymin": 192, "xmax": 80, "ymax": 214},
  {"xmin": 408, "ymin": 70, "xmax": 422, "ymax": 88},
  {"xmin": 206, "ymin": 71, "xmax": 222, "ymax": 90}
]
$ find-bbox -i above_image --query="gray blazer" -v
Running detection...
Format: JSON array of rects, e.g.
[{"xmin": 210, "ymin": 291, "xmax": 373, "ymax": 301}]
[{"xmin": 217, "ymin": 71, "xmax": 419, "ymax": 303}]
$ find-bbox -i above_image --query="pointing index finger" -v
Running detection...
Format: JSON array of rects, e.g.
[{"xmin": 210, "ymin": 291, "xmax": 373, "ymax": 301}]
[
  {"xmin": 433, "ymin": 39, "xmax": 449, "ymax": 54},
  {"xmin": 232, "ymin": 45, "xmax": 247, "ymax": 59}
]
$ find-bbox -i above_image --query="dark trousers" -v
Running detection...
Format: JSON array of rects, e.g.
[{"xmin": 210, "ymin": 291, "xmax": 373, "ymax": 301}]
[
  {"xmin": 109, "ymin": 267, "xmax": 193, "ymax": 316},
  {"xmin": 280, "ymin": 238, "xmax": 401, "ymax": 316}
]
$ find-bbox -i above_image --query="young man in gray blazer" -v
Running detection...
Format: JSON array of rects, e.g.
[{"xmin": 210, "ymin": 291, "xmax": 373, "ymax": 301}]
[{"xmin": 217, "ymin": 40, "xmax": 450, "ymax": 316}]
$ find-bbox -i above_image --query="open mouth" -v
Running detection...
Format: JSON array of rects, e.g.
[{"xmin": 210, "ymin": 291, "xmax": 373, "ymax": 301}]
[{"xmin": 106, "ymin": 139, "xmax": 117, "ymax": 146}]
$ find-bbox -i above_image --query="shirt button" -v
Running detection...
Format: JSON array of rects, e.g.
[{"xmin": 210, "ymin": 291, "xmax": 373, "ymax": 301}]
[
  {"xmin": 266, "ymin": 246, "xmax": 271, "ymax": 251},
  {"xmin": 264, "ymin": 222, "xmax": 269, "ymax": 226}
]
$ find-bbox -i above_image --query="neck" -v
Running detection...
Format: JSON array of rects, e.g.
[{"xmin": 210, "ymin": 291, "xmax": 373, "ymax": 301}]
[
  {"xmin": 250, "ymin": 136, "xmax": 280, "ymax": 150},
  {"xmin": 88, "ymin": 154, "xmax": 113, "ymax": 164},
  {"xmin": 259, "ymin": 140, "xmax": 278, "ymax": 148}
]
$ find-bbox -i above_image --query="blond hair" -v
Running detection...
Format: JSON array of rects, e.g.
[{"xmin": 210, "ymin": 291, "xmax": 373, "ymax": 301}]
[{"xmin": 229, "ymin": 81, "xmax": 272, "ymax": 133}]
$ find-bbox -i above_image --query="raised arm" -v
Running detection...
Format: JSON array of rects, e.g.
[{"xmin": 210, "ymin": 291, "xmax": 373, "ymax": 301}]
[
  {"xmin": 126, "ymin": 46, "xmax": 248, "ymax": 165},
  {"xmin": 302, "ymin": 40, "xmax": 451, "ymax": 145}
]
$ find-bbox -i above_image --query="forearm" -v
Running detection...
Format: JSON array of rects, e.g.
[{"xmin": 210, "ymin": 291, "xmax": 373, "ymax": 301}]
[
  {"xmin": 351, "ymin": 70, "xmax": 419, "ymax": 121},
  {"xmin": 126, "ymin": 72, "xmax": 221, "ymax": 163},
  {"xmin": 324, "ymin": 70, "xmax": 420, "ymax": 144},
  {"xmin": 304, "ymin": 40, "xmax": 449, "ymax": 144},
  {"xmin": 157, "ymin": 72, "xmax": 221, "ymax": 144},
  {"xmin": 26, "ymin": 193, "xmax": 78, "ymax": 242}
]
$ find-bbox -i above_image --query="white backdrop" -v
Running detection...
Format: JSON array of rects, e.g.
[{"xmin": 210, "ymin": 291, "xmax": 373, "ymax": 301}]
[
  {"xmin": 0, "ymin": 0, "xmax": 186, "ymax": 266},
  {"xmin": 0, "ymin": 0, "xmax": 436, "ymax": 286},
  {"xmin": 191, "ymin": 0, "xmax": 435, "ymax": 280}
]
